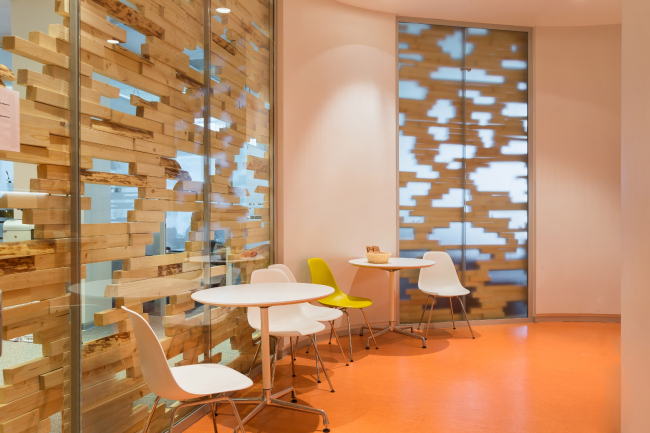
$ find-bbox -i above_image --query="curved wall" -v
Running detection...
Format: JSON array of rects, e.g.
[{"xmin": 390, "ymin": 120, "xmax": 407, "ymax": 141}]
[
  {"xmin": 278, "ymin": 0, "xmax": 397, "ymax": 327},
  {"xmin": 278, "ymin": 0, "xmax": 622, "ymax": 325}
]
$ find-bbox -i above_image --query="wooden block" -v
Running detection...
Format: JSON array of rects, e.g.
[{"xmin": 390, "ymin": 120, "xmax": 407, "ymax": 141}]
[
  {"xmin": 0, "ymin": 408, "xmax": 40, "ymax": 433},
  {"xmin": 0, "ymin": 239, "xmax": 56, "ymax": 259},
  {"xmin": 82, "ymin": 125, "xmax": 134, "ymax": 150},
  {"xmin": 0, "ymin": 378, "xmax": 40, "ymax": 405},
  {"xmin": 81, "ymin": 169, "xmax": 147, "ymax": 187},
  {"xmin": 91, "ymin": 0, "xmax": 164, "ymax": 37},
  {"xmin": 30, "ymin": 178, "xmax": 84, "ymax": 195},
  {"xmin": 0, "ymin": 384, "xmax": 64, "ymax": 423},
  {"xmin": 128, "ymin": 162, "xmax": 165, "ymax": 178},
  {"xmin": 3, "ymin": 354, "xmax": 64, "ymax": 385},
  {"xmin": 3, "ymin": 311, "xmax": 69, "ymax": 340},
  {"xmin": 83, "ymin": 332, "xmax": 132, "ymax": 359},
  {"xmin": 82, "ymin": 246, "xmax": 146, "ymax": 264},
  {"xmin": 126, "ymin": 210, "xmax": 165, "ymax": 223},
  {"xmin": 18, "ymin": 69, "xmax": 102, "ymax": 103},
  {"xmin": 94, "ymin": 304, "xmax": 142, "ymax": 327},
  {"xmin": 23, "ymin": 209, "xmax": 70, "ymax": 225},
  {"xmin": 174, "ymin": 181, "xmax": 203, "ymax": 192},
  {"xmin": 40, "ymin": 369, "xmax": 64, "ymax": 389},
  {"xmin": 2, "ymin": 283, "xmax": 67, "ymax": 308},
  {"xmin": 2, "ymin": 36, "xmax": 92, "ymax": 76},
  {"xmin": 133, "ymin": 138, "xmax": 177, "ymax": 158},
  {"xmin": 127, "ymin": 222, "xmax": 161, "ymax": 234},
  {"xmin": 2, "ymin": 299, "xmax": 51, "ymax": 327},
  {"xmin": 43, "ymin": 338, "xmax": 71, "ymax": 357},
  {"xmin": 111, "ymin": 110, "xmax": 163, "ymax": 133},
  {"xmin": 91, "ymin": 119, "xmax": 153, "ymax": 141},
  {"xmin": 104, "ymin": 273, "xmax": 202, "ymax": 299}
]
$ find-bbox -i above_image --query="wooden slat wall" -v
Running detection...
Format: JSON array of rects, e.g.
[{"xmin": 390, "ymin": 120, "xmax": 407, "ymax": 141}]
[
  {"xmin": 0, "ymin": 0, "xmax": 272, "ymax": 431},
  {"xmin": 398, "ymin": 24, "xmax": 528, "ymax": 323}
]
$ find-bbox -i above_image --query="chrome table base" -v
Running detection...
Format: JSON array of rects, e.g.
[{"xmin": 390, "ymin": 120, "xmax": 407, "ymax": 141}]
[
  {"xmin": 232, "ymin": 388, "xmax": 330, "ymax": 433},
  {"xmin": 360, "ymin": 321, "xmax": 427, "ymax": 348}
]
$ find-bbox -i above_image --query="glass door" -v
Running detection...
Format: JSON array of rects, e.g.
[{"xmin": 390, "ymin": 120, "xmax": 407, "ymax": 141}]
[
  {"xmin": 398, "ymin": 22, "xmax": 529, "ymax": 324},
  {"xmin": 0, "ymin": 0, "xmax": 274, "ymax": 431}
]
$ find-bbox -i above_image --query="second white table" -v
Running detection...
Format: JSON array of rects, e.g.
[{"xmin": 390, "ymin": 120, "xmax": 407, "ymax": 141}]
[
  {"xmin": 192, "ymin": 283, "xmax": 335, "ymax": 432},
  {"xmin": 349, "ymin": 257, "xmax": 436, "ymax": 348}
]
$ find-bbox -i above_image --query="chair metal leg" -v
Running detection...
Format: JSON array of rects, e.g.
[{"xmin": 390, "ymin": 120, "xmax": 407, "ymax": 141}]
[
  {"xmin": 210, "ymin": 402, "xmax": 219, "ymax": 433},
  {"xmin": 169, "ymin": 405, "xmax": 180, "ymax": 433},
  {"xmin": 343, "ymin": 309, "xmax": 354, "ymax": 362},
  {"xmin": 417, "ymin": 295, "xmax": 433, "ymax": 330},
  {"xmin": 270, "ymin": 337, "xmax": 280, "ymax": 392},
  {"xmin": 227, "ymin": 397, "xmax": 247, "ymax": 433},
  {"xmin": 313, "ymin": 334, "xmax": 320, "ymax": 383},
  {"xmin": 456, "ymin": 296, "xmax": 475, "ymax": 339},
  {"xmin": 449, "ymin": 297, "xmax": 456, "ymax": 329},
  {"xmin": 290, "ymin": 337, "xmax": 296, "ymax": 377},
  {"xmin": 142, "ymin": 396, "xmax": 160, "ymax": 433},
  {"xmin": 247, "ymin": 341, "xmax": 261, "ymax": 377},
  {"xmin": 293, "ymin": 336, "xmax": 299, "ymax": 360},
  {"xmin": 330, "ymin": 321, "xmax": 349, "ymax": 366},
  {"xmin": 328, "ymin": 326, "xmax": 334, "ymax": 344},
  {"xmin": 361, "ymin": 309, "xmax": 379, "ymax": 350},
  {"xmin": 425, "ymin": 296, "xmax": 436, "ymax": 340},
  {"xmin": 305, "ymin": 338, "xmax": 313, "ymax": 354},
  {"xmin": 311, "ymin": 335, "xmax": 334, "ymax": 393}
]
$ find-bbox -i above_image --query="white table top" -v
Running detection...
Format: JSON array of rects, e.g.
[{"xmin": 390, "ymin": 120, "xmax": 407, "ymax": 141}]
[
  {"xmin": 349, "ymin": 257, "xmax": 436, "ymax": 270},
  {"xmin": 191, "ymin": 283, "xmax": 335, "ymax": 307}
]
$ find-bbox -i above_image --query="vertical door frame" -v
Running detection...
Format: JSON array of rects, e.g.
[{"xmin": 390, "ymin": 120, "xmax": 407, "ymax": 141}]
[
  {"xmin": 395, "ymin": 17, "xmax": 535, "ymax": 326},
  {"xmin": 69, "ymin": 0, "xmax": 82, "ymax": 431}
]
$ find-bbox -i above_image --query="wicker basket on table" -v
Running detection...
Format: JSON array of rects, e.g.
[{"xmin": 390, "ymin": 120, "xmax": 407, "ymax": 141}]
[{"xmin": 366, "ymin": 252, "xmax": 391, "ymax": 264}]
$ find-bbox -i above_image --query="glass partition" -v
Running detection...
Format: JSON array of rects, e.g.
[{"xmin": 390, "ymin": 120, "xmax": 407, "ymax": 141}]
[
  {"xmin": 398, "ymin": 22, "xmax": 528, "ymax": 324},
  {"xmin": 0, "ymin": 0, "xmax": 274, "ymax": 431},
  {"xmin": 208, "ymin": 0, "xmax": 273, "ymax": 382},
  {"xmin": 0, "ymin": 1, "xmax": 74, "ymax": 432}
]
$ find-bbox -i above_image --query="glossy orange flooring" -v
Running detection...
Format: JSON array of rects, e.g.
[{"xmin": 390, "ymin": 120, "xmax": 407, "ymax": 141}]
[{"xmin": 186, "ymin": 322, "xmax": 621, "ymax": 433}]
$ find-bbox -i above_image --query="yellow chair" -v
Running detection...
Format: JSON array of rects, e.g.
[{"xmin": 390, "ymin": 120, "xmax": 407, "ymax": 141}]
[{"xmin": 308, "ymin": 258, "xmax": 378, "ymax": 362}]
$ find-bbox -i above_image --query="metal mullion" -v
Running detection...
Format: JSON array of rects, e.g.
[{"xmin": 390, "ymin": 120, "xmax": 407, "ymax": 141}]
[
  {"xmin": 69, "ymin": 0, "xmax": 82, "ymax": 431},
  {"xmin": 461, "ymin": 27, "xmax": 468, "ymax": 287},
  {"xmin": 203, "ymin": 0, "xmax": 212, "ymax": 363},
  {"xmin": 270, "ymin": 0, "xmax": 276, "ymax": 265}
]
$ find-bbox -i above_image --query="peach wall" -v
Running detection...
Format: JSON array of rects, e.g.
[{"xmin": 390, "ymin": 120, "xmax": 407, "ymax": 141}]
[
  {"xmin": 534, "ymin": 25, "xmax": 622, "ymax": 316},
  {"xmin": 278, "ymin": 0, "xmax": 397, "ymax": 327},
  {"xmin": 621, "ymin": 0, "xmax": 650, "ymax": 429}
]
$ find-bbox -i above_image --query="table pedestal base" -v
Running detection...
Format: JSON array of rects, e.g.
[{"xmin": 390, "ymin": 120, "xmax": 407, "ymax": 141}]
[
  {"xmin": 232, "ymin": 387, "xmax": 330, "ymax": 433},
  {"xmin": 362, "ymin": 321, "xmax": 427, "ymax": 349}
]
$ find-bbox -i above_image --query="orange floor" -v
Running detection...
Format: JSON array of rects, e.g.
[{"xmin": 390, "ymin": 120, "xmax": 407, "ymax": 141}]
[{"xmin": 186, "ymin": 322, "xmax": 621, "ymax": 433}]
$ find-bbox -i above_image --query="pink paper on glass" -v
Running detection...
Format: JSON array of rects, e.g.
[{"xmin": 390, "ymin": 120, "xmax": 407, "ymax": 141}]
[{"xmin": 0, "ymin": 87, "xmax": 20, "ymax": 152}]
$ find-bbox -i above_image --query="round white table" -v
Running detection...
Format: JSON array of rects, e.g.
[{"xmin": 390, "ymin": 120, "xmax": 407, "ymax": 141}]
[
  {"xmin": 192, "ymin": 283, "xmax": 335, "ymax": 432},
  {"xmin": 349, "ymin": 257, "xmax": 436, "ymax": 348}
]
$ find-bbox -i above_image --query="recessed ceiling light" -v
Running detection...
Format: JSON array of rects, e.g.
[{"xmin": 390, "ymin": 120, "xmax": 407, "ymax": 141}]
[
  {"xmin": 107, "ymin": 39, "xmax": 120, "ymax": 44},
  {"xmin": 216, "ymin": 7, "xmax": 230, "ymax": 13}
]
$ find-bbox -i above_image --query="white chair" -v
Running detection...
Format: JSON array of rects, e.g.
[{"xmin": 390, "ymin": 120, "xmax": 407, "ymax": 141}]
[
  {"xmin": 416, "ymin": 251, "xmax": 476, "ymax": 339},
  {"xmin": 122, "ymin": 307, "xmax": 252, "ymax": 433},
  {"xmin": 247, "ymin": 269, "xmax": 335, "ymax": 394},
  {"xmin": 269, "ymin": 264, "xmax": 349, "ymax": 366}
]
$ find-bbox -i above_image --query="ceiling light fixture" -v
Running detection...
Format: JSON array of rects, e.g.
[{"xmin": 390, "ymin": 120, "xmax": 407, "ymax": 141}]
[
  {"xmin": 216, "ymin": 7, "xmax": 230, "ymax": 13},
  {"xmin": 107, "ymin": 39, "xmax": 120, "ymax": 44}
]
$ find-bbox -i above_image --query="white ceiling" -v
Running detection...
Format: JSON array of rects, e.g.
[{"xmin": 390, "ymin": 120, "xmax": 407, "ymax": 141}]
[{"xmin": 333, "ymin": 0, "xmax": 622, "ymax": 27}]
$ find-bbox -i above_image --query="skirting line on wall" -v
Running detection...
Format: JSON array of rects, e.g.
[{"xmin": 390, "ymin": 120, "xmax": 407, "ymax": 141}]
[{"xmin": 534, "ymin": 314, "xmax": 621, "ymax": 323}]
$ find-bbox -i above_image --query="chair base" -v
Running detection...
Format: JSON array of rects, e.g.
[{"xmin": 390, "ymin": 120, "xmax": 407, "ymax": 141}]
[
  {"xmin": 232, "ymin": 388, "xmax": 330, "ymax": 433},
  {"xmin": 363, "ymin": 321, "xmax": 426, "ymax": 348}
]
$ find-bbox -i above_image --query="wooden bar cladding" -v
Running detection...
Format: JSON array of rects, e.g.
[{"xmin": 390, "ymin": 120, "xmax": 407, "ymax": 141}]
[{"xmin": 0, "ymin": 0, "xmax": 272, "ymax": 432}]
